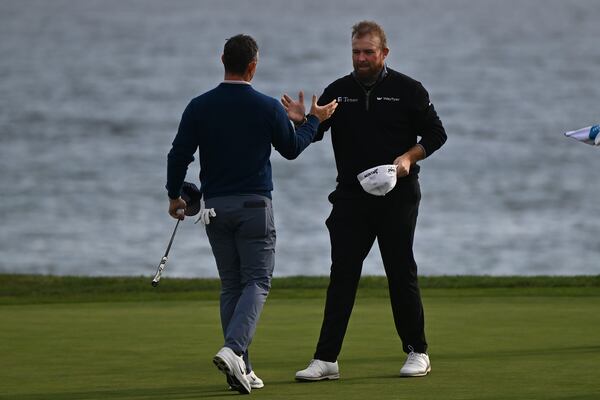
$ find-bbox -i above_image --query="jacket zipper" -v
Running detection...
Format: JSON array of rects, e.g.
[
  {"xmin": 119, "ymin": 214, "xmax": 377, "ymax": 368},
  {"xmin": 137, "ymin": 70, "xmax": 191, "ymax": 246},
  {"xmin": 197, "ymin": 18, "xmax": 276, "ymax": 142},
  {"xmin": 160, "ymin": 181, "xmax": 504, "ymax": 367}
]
[
  {"xmin": 355, "ymin": 79, "xmax": 382, "ymax": 112},
  {"xmin": 352, "ymin": 68, "xmax": 388, "ymax": 112}
]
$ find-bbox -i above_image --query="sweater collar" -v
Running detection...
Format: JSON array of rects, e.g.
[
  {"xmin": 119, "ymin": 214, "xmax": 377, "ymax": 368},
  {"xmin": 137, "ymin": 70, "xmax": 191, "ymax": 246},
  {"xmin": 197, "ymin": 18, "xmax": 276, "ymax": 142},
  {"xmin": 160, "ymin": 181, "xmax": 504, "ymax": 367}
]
[
  {"xmin": 352, "ymin": 64, "xmax": 388, "ymax": 89},
  {"xmin": 222, "ymin": 80, "xmax": 252, "ymax": 85}
]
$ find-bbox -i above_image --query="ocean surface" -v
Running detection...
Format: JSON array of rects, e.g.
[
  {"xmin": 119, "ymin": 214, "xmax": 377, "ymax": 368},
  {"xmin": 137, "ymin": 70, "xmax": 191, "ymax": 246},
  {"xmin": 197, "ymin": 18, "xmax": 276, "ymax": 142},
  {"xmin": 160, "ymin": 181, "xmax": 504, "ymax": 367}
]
[{"xmin": 1, "ymin": 0, "xmax": 599, "ymax": 278}]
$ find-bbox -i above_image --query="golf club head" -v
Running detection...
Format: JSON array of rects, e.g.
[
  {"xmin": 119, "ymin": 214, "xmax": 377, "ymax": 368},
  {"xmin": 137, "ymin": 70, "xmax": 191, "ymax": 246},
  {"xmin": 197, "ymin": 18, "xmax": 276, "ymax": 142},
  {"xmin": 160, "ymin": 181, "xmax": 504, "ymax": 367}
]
[{"xmin": 151, "ymin": 257, "xmax": 168, "ymax": 287}]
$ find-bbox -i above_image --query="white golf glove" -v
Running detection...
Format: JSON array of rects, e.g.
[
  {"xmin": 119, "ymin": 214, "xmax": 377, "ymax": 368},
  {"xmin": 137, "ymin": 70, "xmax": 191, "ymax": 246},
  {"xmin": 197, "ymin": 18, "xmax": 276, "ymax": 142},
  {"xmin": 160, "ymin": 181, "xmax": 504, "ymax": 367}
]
[{"xmin": 194, "ymin": 198, "xmax": 216, "ymax": 225}]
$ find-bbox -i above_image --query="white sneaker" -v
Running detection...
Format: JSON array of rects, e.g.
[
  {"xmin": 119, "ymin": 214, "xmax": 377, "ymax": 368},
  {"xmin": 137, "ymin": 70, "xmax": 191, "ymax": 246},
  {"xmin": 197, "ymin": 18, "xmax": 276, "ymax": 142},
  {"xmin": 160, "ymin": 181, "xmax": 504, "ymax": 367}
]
[
  {"xmin": 399, "ymin": 351, "xmax": 431, "ymax": 377},
  {"xmin": 247, "ymin": 370, "xmax": 264, "ymax": 389},
  {"xmin": 213, "ymin": 347, "xmax": 251, "ymax": 394},
  {"xmin": 295, "ymin": 359, "xmax": 340, "ymax": 381},
  {"xmin": 228, "ymin": 370, "xmax": 264, "ymax": 390}
]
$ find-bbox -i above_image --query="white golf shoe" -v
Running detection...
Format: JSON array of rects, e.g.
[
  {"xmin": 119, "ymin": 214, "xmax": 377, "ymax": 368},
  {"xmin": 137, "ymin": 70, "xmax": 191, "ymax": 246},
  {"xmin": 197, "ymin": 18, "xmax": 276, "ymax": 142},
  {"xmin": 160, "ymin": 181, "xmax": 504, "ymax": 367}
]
[
  {"xmin": 228, "ymin": 370, "xmax": 264, "ymax": 390},
  {"xmin": 295, "ymin": 359, "xmax": 340, "ymax": 381},
  {"xmin": 213, "ymin": 347, "xmax": 251, "ymax": 394},
  {"xmin": 399, "ymin": 351, "xmax": 431, "ymax": 377},
  {"xmin": 247, "ymin": 370, "xmax": 264, "ymax": 389}
]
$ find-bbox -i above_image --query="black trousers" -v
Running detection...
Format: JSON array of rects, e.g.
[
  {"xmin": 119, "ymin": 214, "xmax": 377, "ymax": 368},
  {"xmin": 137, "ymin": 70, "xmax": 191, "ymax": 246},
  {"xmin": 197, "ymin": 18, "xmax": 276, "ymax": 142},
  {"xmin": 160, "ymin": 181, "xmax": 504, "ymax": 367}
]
[{"xmin": 314, "ymin": 178, "xmax": 428, "ymax": 362}]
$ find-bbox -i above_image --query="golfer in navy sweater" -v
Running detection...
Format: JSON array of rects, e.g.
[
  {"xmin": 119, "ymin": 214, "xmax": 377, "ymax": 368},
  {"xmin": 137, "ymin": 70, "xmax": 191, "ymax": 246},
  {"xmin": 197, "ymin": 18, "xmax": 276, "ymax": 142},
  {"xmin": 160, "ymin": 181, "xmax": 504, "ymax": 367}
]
[{"xmin": 166, "ymin": 34, "xmax": 337, "ymax": 394}]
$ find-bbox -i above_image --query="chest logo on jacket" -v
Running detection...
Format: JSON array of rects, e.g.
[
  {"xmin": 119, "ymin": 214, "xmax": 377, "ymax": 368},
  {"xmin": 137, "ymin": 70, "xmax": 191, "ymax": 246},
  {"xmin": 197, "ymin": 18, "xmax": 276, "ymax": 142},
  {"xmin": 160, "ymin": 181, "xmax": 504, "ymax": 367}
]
[
  {"xmin": 376, "ymin": 96, "xmax": 400, "ymax": 102},
  {"xmin": 337, "ymin": 96, "xmax": 359, "ymax": 103}
]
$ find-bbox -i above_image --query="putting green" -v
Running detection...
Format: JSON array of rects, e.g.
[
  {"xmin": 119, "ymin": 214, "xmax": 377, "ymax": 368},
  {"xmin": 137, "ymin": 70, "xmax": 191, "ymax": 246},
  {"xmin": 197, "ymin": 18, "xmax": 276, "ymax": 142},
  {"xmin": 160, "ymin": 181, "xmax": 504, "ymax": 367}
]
[{"xmin": 1, "ymin": 276, "xmax": 599, "ymax": 399}]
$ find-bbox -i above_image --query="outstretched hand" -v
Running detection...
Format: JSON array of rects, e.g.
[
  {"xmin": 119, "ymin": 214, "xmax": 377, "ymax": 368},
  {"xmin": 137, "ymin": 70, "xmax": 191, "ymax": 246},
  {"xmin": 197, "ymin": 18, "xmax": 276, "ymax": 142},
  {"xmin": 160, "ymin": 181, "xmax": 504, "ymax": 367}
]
[
  {"xmin": 281, "ymin": 91, "xmax": 338, "ymax": 124},
  {"xmin": 309, "ymin": 95, "xmax": 337, "ymax": 123},
  {"xmin": 281, "ymin": 91, "xmax": 306, "ymax": 124}
]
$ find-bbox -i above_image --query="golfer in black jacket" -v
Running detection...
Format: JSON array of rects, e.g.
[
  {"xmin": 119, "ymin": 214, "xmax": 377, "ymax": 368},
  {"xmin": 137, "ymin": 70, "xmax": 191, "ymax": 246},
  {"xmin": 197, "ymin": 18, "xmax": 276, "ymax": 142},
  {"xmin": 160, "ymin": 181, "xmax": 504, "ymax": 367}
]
[{"xmin": 283, "ymin": 20, "xmax": 447, "ymax": 380}]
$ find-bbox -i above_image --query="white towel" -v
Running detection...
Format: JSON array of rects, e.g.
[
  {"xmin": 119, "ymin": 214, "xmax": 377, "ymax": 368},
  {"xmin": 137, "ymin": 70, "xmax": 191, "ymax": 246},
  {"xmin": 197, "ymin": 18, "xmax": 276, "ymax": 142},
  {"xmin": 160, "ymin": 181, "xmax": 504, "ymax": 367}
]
[{"xmin": 564, "ymin": 125, "xmax": 600, "ymax": 146}]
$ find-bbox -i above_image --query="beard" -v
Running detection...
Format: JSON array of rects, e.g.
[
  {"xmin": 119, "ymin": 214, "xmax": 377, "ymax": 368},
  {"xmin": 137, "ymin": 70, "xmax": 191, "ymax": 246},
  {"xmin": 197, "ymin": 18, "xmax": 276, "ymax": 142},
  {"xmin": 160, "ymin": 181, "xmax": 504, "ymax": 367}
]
[{"xmin": 353, "ymin": 62, "xmax": 384, "ymax": 84}]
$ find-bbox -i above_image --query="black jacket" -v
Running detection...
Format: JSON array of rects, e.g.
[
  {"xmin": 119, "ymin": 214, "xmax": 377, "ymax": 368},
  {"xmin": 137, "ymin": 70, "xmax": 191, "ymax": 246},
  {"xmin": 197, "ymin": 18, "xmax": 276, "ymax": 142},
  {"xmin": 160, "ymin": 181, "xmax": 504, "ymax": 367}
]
[{"xmin": 315, "ymin": 68, "xmax": 447, "ymax": 190}]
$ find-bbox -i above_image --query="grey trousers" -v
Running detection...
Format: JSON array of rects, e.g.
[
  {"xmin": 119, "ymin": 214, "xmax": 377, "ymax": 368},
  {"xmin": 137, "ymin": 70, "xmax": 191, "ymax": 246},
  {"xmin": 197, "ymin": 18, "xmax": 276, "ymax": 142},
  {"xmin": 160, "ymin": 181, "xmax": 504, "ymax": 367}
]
[{"xmin": 204, "ymin": 194, "xmax": 275, "ymax": 372}]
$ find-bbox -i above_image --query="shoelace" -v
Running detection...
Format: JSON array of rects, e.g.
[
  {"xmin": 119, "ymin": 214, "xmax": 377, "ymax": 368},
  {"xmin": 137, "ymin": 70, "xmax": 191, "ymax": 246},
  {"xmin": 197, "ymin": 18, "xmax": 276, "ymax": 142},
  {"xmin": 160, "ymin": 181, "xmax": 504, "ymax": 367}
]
[
  {"xmin": 308, "ymin": 359, "xmax": 323, "ymax": 372},
  {"xmin": 405, "ymin": 352, "xmax": 421, "ymax": 366}
]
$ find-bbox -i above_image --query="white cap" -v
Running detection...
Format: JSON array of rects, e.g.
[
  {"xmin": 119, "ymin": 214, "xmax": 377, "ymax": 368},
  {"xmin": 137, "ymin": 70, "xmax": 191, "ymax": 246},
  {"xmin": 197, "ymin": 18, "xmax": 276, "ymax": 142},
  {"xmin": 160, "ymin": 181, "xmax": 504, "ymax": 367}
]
[{"xmin": 356, "ymin": 164, "xmax": 397, "ymax": 196}]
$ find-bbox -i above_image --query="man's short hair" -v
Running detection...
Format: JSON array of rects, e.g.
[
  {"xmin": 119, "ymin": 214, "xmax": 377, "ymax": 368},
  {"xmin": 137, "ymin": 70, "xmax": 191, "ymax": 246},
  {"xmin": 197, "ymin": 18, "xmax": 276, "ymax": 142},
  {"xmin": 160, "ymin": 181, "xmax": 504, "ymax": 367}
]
[
  {"xmin": 223, "ymin": 34, "xmax": 258, "ymax": 75},
  {"xmin": 351, "ymin": 21, "xmax": 388, "ymax": 49}
]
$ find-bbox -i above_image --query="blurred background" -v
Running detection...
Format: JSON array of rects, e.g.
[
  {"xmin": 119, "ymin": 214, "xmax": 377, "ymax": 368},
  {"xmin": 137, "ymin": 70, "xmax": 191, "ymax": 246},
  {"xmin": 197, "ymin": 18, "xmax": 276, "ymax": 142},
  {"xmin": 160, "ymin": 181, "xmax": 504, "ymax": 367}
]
[{"xmin": 1, "ymin": 0, "xmax": 599, "ymax": 277}]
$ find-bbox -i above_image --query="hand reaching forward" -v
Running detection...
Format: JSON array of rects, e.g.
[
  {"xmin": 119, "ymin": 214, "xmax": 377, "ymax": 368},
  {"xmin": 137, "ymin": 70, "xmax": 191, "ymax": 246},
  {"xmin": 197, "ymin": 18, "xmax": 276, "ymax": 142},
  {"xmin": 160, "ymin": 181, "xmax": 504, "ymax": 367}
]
[
  {"xmin": 281, "ymin": 91, "xmax": 338, "ymax": 124},
  {"xmin": 309, "ymin": 94, "xmax": 337, "ymax": 122},
  {"xmin": 281, "ymin": 91, "xmax": 306, "ymax": 124}
]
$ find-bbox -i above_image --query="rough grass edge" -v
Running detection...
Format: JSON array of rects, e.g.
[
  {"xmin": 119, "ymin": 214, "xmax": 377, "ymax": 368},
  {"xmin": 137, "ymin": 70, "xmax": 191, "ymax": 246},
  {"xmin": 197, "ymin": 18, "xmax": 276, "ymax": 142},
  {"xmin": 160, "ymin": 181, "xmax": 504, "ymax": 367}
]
[{"xmin": 0, "ymin": 274, "xmax": 599, "ymax": 305}]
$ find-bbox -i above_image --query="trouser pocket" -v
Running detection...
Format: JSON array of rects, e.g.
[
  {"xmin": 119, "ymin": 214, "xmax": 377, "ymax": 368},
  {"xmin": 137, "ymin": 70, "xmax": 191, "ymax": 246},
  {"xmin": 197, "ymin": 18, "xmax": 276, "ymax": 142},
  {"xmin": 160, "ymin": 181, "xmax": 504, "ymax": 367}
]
[{"xmin": 239, "ymin": 200, "xmax": 269, "ymax": 238}]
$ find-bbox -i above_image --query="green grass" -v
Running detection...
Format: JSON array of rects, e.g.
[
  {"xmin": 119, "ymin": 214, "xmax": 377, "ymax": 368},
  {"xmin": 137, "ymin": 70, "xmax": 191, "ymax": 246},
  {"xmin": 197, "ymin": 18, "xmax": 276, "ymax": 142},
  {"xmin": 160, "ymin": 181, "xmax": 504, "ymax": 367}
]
[
  {"xmin": 1, "ymin": 274, "xmax": 599, "ymax": 305},
  {"xmin": 1, "ymin": 275, "xmax": 600, "ymax": 399}
]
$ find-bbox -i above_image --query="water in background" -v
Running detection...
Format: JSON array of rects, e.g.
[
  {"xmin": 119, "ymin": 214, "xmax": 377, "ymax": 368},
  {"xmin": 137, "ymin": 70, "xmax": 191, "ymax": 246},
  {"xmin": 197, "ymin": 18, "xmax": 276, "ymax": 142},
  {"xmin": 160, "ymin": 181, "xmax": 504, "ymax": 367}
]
[{"xmin": 1, "ymin": 0, "xmax": 599, "ymax": 277}]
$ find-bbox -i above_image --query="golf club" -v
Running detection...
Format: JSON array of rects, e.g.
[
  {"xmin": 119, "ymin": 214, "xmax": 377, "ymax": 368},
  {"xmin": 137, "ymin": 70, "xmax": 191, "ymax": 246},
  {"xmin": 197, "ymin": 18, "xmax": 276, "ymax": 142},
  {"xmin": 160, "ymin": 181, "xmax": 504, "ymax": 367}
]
[
  {"xmin": 152, "ymin": 182, "xmax": 202, "ymax": 287},
  {"xmin": 151, "ymin": 218, "xmax": 181, "ymax": 287}
]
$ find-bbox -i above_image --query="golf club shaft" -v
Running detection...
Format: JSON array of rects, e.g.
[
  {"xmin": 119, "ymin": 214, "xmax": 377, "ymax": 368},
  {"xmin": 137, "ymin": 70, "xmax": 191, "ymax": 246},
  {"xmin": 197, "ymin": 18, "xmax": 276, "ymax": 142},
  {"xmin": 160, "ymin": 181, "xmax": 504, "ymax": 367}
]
[
  {"xmin": 164, "ymin": 218, "xmax": 180, "ymax": 258},
  {"xmin": 151, "ymin": 219, "xmax": 181, "ymax": 286}
]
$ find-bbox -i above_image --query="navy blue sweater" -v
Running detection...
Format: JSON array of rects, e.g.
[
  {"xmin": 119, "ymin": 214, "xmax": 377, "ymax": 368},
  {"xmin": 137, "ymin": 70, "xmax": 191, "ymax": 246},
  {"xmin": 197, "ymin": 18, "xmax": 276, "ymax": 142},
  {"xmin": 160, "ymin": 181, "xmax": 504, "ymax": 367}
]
[{"xmin": 167, "ymin": 83, "xmax": 318, "ymax": 199}]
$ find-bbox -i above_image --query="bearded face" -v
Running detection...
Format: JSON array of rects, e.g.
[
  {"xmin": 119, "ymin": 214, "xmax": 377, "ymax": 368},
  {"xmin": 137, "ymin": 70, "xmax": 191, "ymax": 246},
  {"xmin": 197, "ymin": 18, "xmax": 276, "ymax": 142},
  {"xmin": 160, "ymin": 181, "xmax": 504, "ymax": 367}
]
[{"xmin": 352, "ymin": 33, "xmax": 389, "ymax": 82}]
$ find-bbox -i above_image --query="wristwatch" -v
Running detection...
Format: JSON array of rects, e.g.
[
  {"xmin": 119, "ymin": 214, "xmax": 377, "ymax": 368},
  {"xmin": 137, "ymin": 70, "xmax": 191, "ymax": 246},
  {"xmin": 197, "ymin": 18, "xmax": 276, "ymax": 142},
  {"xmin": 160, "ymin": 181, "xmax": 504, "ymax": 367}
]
[{"xmin": 294, "ymin": 115, "xmax": 308, "ymax": 127}]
